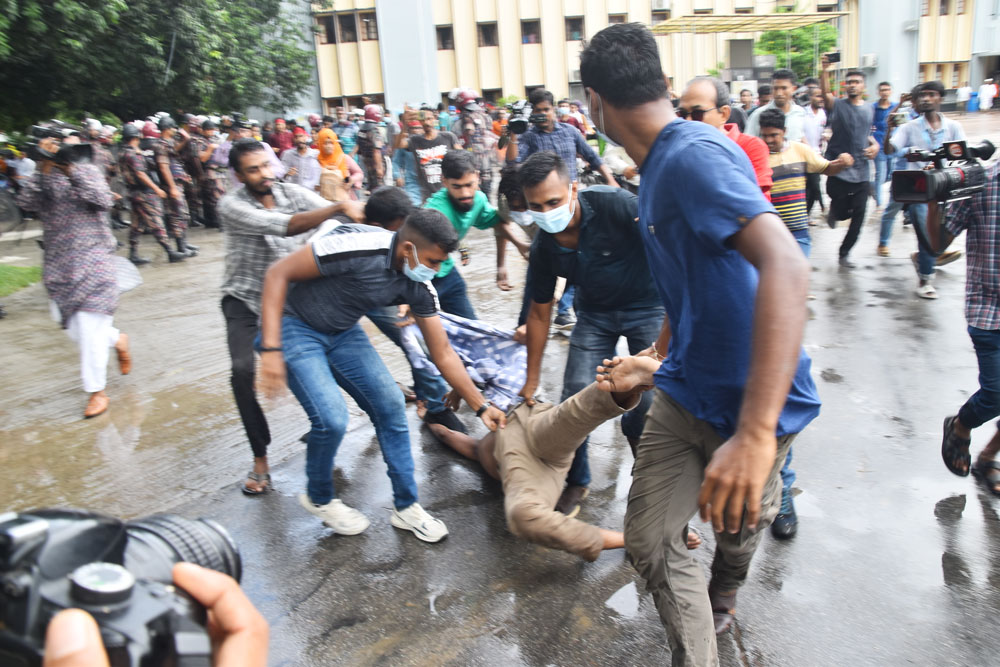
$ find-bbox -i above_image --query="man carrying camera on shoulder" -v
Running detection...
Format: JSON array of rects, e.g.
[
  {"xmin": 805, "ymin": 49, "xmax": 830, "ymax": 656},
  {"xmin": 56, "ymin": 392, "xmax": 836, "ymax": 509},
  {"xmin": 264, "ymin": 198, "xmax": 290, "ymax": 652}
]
[
  {"xmin": 929, "ymin": 153, "xmax": 1000, "ymax": 494},
  {"xmin": 885, "ymin": 80, "xmax": 965, "ymax": 299}
]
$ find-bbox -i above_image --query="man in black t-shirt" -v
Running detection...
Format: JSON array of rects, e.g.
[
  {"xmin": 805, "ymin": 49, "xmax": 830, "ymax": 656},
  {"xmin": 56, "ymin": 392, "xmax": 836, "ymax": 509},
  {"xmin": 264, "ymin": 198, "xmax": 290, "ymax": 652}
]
[
  {"xmin": 396, "ymin": 109, "xmax": 458, "ymax": 202},
  {"xmin": 257, "ymin": 209, "xmax": 507, "ymax": 543},
  {"xmin": 820, "ymin": 57, "xmax": 880, "ymax": 267}
]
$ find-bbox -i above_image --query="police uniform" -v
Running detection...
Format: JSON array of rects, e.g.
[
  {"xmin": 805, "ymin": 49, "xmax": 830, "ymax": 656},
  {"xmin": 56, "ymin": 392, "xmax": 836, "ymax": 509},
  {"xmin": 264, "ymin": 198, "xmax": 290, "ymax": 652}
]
[
  {"xmin": 181, "ymin": 131, "xmax": 205, "ymax": 225},
  {"xmin": 201, "ymin": 135, "xmax": 228, "ymax": 225},
  {"xmin": 118, "ymin": 143, "xmax": 169, "ymax": 253},
  {"xmin": 153, "ymin": 136, "xmax": 191, "ymax": 238}
]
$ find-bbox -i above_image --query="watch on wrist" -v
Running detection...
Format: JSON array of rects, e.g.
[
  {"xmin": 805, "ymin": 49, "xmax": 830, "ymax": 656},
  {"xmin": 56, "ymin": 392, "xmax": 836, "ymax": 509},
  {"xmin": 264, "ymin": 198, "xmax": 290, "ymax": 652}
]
[{"xmin": 476, "ymin": 402, "xmax": 493, "ymax": 418}]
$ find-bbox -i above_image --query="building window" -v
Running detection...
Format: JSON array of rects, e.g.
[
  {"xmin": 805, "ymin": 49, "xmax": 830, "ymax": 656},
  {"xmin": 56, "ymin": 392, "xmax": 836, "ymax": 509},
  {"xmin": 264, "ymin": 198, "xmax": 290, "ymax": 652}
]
[
  {"xmin": 652, "ymin": 10, "xmax": 671, "ymax": 23},
  {"xmin": 693, "ymin": 9, "xmax": 714, "ymax": 14},
  {"xmin": 735, "ymin": 7, "xmax": 754, "ymax": 13},
  {"xmin": 921, "ymin": 0, "xmax": 929, "ymax": 15},
  {"xmin": 521, "ymin": 19, "xmax": 540, "ymax": 44},
  {"xmin": 957, "ymin": 0, "xmax": 965, "ymax": 12},
  {"xmin": 359, "ymin": 12, "xmax": 378, "ymax": 40},
  {"xmin": 817, "ymin": 4, "xmax": 836, "ymax": 11},
  {"xmin": 436, "ymin": 25, "xmax": 454, "ymax": 50},
  {"xmin": 478, "ymin": 22, "xmax": 498, "ymax": 47},
  {"xmin": 608, "ymin": 14, "xmax": 626, "ymax": 24},
  {"xmin": 338, "ymin": 14, "xmax": 357, "ymax": 43},
  {"xmin": 935, "ymin": 64, "xmax": 944, "ymax": 81},
  {"xmin": 317, "ymin": 15, "xmax": 336, "ymax": 44},
  {"xmin": 952, "ymin": 65, "xmax": 961, "ymax": 87},
  {"xmin": 482, "ymin": 88, "xmax": 502, "ymax": 104},
  {"xmin": 566, "ymin": 17, "xmax": 584, "ymax": 41},
  {"xmin": 940, "ymin": 0, "xmax": 950, "ymax": 13}
]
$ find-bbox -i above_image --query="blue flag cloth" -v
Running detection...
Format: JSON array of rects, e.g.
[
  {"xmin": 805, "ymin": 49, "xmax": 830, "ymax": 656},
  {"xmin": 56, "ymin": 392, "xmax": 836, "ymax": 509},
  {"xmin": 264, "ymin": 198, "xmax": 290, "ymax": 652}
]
[{"xmin": 399, "ymin": 312, "xmax": 527, "ymax": 411}]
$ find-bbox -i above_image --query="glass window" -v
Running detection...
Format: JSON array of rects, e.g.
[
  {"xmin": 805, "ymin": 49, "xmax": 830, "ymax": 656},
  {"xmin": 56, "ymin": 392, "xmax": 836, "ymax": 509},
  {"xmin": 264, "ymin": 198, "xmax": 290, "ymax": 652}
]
[
  {"xmin": 817, "ymin": 4, "xmax": 836, "ymax": 11},
  {"xmin": 935, "ymin": 64, "xmax": 944, "ymax": 81},
  {"xmin": 317, "ymin": 16, "xmax": 336, "ymax": 44},
  {"xmin": 957, "ymin": 0, "xmax": 965, "ymax": 12},
  {"xmin": 521, "ymin": 19, "xmax": 540, "ymax": 44},
  {"xmin": 921, "ymin": 0, "xmax": 929, "ymax": 16},
  {"xmin": 952, "ymin": 65, "xmax": 961, "ymax": 87},
  {"xmin": 735, "ymin": 7, "xmax": 754, "ymax": 13},
  {"xmin": 651, "ymin": 10, "xmax": 671, "ymax": 23},
  {"xmin": 608, "ymin": 14, "xmax": 626, "ymax": 24},
  {"xmin": 436, "ymin": 26, "xmax": 454, "ymax": 50},
  {"xmin": 566, "ymin": 17, "xmax": 584, "ymax": 41},
  {"xmin": 359, "ymin": 12, "xmax": 378, "ymax": 40},
  {"xmin": 478, "ymin": 22, "xmax": 498, "ymax": 47},
  {"xmin": 693, "ymin": 9, "xmax": 714, "ymax": 14},
  {"xmin": 338, "ymin": 14, "xmax": 357, "ymax": 43},
  {"xmin": 940, "ymin": 0, "xmax": 950, "ymax": 13}
]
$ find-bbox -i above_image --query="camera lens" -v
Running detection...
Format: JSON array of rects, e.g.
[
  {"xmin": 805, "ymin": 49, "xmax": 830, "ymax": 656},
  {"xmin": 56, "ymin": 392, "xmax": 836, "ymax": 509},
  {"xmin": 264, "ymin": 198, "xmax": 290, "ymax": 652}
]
[{"xmin": 125, "ymin": 515, "xmax": 242, "ymax": 583}]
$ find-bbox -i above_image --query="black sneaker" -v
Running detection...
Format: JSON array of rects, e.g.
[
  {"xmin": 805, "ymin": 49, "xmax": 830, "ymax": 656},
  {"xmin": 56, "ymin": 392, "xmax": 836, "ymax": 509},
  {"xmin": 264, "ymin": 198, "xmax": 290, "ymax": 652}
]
[
  {"xmin": 423, "ymin": 408, "xmax": 468, "ymax": 434},
  {"xmin": 555, "ymin": 485, "xmax": 589, "ymax": 518},
  {"xmin": 771, "ymin": 487, "xmax": 798, "ymax": 539},
  {"xmin": 553, "ymin": 312, "xmax": 576, "ymax": 328}
]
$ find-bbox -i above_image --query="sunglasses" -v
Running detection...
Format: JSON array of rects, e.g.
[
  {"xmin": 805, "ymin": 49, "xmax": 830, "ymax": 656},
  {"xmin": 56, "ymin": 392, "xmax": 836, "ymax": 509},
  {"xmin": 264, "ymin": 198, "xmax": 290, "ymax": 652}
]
[{"xmin": 677, "ymin": 106, "xmax": 719, "ymax": 121}]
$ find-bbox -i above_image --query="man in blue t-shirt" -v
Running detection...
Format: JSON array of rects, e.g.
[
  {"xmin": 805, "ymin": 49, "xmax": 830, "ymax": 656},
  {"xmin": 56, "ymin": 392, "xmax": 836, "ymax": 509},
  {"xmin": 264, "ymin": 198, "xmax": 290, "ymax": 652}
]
[
  {"xmin": 517, "ymin": 151, "xmax": 665, "ymax": 517},
  {"xmin": 581, "ymin": 24, "xmax": 821, "ymax": 665}
]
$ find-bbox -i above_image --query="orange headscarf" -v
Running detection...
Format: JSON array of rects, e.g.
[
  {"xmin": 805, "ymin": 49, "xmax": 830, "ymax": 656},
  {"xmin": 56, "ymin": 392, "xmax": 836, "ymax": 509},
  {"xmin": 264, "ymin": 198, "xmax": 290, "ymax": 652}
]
[{"xmin": 316, "ymin": 128, "xmax": 348, "ymax": 178}]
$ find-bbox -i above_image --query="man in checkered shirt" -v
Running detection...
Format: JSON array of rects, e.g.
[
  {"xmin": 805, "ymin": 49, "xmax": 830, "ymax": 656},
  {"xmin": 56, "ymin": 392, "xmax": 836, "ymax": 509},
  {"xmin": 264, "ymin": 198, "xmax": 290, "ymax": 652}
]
[
  {"xmin": 218, "ymin": 138, "xmax": 364, "ymax": 496},
  {"xmin": 934, "ymin": 159, "xmax": 1000, "ymax": 494}
]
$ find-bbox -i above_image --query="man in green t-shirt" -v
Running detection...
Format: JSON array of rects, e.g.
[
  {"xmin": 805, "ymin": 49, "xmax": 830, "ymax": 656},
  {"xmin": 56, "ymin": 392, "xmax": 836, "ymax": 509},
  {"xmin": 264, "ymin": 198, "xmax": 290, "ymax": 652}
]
[{"xmin": 423, "ymin": 150, "xmax": 528, "ymax": 318}]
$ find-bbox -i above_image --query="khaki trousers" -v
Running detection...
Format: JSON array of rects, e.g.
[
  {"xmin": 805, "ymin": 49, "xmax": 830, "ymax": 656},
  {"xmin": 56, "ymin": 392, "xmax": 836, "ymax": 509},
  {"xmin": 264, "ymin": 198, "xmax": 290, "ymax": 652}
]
[
  {"xmin": 625, "ymin": 389, "xmax": 796, "ymax": 667},
  {"xmin": 497, "ymin": 384, "xmax": 632, "ymax": 561}
]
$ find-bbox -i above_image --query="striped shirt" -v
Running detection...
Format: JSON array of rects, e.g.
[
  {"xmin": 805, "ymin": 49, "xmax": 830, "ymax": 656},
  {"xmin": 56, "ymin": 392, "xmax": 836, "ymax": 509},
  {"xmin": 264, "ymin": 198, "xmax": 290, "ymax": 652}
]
[
  {"xmin": 946, "ymin": 161, "xmax": 1000, "ymax": 330},
  {"xmin": 285, "ymin": 223, "xmax": 439, "ymax": 334},
  {"xmin": 768, "ymin": 142, "xmax": 829, "ymax": 233}
]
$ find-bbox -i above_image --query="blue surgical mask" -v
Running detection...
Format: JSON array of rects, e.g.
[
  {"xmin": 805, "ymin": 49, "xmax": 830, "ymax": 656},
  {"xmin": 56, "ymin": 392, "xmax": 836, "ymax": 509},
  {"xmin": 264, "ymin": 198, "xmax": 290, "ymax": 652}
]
[
  {"xmin": 530, "ymin": 191, "xmax": 576, "ymax": 234},
  {"xmin": 510, "ymin": 210, "xmax": 533, "ymax": 227},
  {"xmin": 403, "ymin": 245, "xmax": 436, "ymax": 282}
]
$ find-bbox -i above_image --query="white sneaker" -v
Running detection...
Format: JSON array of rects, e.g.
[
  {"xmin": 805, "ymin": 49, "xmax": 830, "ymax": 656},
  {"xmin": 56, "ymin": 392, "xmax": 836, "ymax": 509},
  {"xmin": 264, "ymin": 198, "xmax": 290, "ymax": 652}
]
[
  {"xmin": 298, "ymin": 494, "xmax": 370, "ymax": 535},
  {"xmin": 916, "ymin": 283, "xmax": 938, "ymax": 300},
  {"xmin": 390, "ymin": 503, "xmax": 448, "ymax": 543}
]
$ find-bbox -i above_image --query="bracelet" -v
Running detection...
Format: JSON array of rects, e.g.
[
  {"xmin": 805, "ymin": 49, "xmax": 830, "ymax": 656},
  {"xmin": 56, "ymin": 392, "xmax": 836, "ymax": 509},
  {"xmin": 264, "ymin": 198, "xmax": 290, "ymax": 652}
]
[
  {"xmin": 651, "ymin": 342, "xmax": 665, "ymax": 361},
  {"xmin": 258, "ymin": 346, "xmax": 283, "ymax": 353},
  {"xmin": 476, "ymin": 402, "xmax": 493, "ymax": 418}
]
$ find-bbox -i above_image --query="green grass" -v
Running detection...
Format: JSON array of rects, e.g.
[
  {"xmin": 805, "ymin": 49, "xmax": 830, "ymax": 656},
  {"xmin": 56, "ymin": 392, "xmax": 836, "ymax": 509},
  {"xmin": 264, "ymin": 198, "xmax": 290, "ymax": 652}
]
[{"xmin": 0, "ymin": 265, "xmax": 41, "ymax": 297}]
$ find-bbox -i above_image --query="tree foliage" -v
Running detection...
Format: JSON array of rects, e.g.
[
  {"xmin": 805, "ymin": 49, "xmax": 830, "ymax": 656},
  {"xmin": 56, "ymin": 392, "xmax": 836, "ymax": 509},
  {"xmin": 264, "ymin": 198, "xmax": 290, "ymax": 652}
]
[
  {"xmin": 754, "ymin": 21, "xmax": 838, "ymax": 82},
  {"xmin": 0, "ymin": 0, "xmax": 316, "ymax": 130}
]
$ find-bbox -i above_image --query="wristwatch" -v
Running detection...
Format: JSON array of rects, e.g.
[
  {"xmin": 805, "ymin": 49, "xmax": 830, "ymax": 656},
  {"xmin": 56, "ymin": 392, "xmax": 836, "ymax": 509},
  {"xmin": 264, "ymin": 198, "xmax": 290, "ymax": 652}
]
[{"xmin": 476, "ymin": 401, "xmax": 494, "ymax": 418}]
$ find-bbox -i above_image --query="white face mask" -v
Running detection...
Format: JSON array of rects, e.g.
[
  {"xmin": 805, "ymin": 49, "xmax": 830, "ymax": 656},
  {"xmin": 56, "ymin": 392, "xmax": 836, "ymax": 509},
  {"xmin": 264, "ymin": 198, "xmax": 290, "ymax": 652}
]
[
  {"xmin": 530, "ymin": 189, "xmax": 576, "ymax": 234},
  {"xmin": 509, "ymin": 210, "xmax": 533, "ymax": 227}
]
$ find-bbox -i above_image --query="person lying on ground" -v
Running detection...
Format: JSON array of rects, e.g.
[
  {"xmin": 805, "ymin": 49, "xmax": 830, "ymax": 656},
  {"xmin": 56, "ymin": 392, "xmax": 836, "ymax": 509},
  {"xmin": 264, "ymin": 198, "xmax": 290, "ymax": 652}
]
[{"xmin": 422, "ymin": 354, "xmax": 701, "ymax": 560}]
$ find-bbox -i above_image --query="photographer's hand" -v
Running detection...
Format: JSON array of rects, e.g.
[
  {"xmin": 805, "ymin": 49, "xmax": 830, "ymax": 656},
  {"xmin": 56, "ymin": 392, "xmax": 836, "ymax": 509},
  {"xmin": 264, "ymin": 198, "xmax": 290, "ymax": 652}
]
[
  {"xmin": 43, "ymin": 609, "xmax": 110, "ymax": 667},
  {"xmin": 173, "ymin": 563, "xmax": 269, "ymax": 667}
]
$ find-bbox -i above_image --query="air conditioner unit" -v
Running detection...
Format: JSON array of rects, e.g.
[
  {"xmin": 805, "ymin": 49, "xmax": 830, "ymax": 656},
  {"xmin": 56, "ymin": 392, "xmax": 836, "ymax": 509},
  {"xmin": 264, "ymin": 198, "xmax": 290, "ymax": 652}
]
[
  {"xmin": 652, "ymin": 0, "xmax": 671, "ymax": 11},
  {"xmin": 569, "ymin": 69, "xmax": 582, "ymax": 82},
  {"xmin": 903, "ymin": 19, "xmax": 919, "ymax": 31},
  {"xmin": 860, "ymin": 53, "xmax": 877, "ymax": 68}
]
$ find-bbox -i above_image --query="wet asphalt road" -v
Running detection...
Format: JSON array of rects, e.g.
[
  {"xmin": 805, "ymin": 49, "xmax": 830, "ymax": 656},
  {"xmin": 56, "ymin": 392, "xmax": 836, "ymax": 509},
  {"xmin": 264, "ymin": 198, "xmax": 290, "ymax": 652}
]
[{"xmin": 3, "ymin": 113, "xmax": 1000, "ymax": 666}]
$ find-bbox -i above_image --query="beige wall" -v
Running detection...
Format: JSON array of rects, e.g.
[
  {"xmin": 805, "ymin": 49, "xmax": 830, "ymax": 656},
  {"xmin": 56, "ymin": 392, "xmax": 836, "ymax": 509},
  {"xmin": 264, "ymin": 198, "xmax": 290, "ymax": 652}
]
[{"xmin": 318, "ymin": 0, "xmax": 859, "ymax": 104}]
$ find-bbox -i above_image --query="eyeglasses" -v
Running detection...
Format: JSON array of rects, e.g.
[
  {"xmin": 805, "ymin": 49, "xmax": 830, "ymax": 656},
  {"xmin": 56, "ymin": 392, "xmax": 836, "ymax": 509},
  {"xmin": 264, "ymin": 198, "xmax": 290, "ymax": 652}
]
[{"xmin": 676, "ymin": 107, "xmax": 720, "ymax": 121}]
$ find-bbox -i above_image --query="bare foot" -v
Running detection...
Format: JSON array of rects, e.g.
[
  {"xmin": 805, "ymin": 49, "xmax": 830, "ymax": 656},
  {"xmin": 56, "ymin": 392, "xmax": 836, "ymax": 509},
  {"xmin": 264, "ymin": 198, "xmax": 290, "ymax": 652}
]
[
  {"xmin": 416, "ymin": 400, "xmax": 428, "ymax": 420},
  {"xmin": 595, "ymin": 355, "xmax": 660, "ymax": 394}
]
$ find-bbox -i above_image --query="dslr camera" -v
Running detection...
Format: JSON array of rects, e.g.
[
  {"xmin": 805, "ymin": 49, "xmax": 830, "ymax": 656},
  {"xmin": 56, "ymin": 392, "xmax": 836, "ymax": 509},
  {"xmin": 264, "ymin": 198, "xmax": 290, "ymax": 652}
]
[
  {"xmin": 26, "ymin": 122, "xmax": 92, "ymax": 165},
  {"xmin": 506, "ymin": 100, "xmax": 532, "ymax": 136},
  {"xmin": 891, "ymin": 139, "xmax": 996, "ymax": 204},
  {"xmin": 0, "ymin": 509, "xmax": 242, "ymax": 666}
]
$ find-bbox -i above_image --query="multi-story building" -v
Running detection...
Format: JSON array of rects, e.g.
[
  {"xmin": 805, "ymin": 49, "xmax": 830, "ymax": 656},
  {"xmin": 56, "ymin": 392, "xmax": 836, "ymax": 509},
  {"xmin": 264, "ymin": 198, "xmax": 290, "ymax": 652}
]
[{"xmin": 310, "ymin": 0, "xmax": 997, "ymax": 113}]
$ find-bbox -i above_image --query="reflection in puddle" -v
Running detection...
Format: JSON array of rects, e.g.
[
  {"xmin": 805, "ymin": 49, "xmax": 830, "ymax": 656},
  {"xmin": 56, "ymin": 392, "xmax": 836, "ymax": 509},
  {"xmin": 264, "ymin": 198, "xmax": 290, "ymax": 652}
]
[{"xmin": 605, "ymin": 581, "xmax": 639, "ymax": 619}]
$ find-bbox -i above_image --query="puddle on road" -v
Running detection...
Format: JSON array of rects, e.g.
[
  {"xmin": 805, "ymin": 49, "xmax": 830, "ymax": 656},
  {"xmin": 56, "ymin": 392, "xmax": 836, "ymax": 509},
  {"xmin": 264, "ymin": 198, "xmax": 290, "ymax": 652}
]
[{"xmin": 605, "ymin": 581, "xmax": 640, "ymax": 619}]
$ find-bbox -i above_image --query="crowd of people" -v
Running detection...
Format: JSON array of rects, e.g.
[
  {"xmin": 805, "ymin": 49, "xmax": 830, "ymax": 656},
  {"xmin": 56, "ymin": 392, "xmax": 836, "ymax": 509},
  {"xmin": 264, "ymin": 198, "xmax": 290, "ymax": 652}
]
[{"xmin": 9, "ymin": 20, "xmax": 1000, "ymax": 667}]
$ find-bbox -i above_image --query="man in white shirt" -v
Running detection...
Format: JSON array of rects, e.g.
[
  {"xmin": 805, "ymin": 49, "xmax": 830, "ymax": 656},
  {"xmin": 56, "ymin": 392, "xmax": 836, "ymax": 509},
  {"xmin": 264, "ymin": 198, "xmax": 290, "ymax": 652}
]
[
  {"xmin": 956, "ymin": 81, "xmax": 972, "ymax": 115},
  {"xmin": 280, "ymin": 128, "xmax": 320, "ymax": 192},
  {"xmin": 980, "ymin": 79, "xmax": 996, "ymax": 113},
  {"xmin": 745, "ymin": 69, "xmax": 808, "ymax": 142}
]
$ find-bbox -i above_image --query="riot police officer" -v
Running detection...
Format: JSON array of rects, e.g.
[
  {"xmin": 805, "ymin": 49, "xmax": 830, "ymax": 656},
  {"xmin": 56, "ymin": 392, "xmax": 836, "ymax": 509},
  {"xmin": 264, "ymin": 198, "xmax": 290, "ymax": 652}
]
[{"xmin": 153, "ymin": 115, "xmax": 198, "ymax": 256}]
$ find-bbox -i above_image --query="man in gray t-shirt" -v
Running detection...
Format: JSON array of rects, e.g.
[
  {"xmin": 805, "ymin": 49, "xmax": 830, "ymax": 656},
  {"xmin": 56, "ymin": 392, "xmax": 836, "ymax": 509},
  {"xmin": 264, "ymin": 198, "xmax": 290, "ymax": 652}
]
[{"xmin": 820, "ymin": 57, "xmax": 880, "ymax": 267}]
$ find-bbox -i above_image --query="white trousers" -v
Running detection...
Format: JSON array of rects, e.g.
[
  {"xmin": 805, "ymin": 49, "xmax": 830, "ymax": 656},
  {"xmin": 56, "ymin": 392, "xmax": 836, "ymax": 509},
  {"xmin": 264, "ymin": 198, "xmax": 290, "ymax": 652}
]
[{"xmin": 65, "ymin": 310, "xmax": 120, "ymax": 393}]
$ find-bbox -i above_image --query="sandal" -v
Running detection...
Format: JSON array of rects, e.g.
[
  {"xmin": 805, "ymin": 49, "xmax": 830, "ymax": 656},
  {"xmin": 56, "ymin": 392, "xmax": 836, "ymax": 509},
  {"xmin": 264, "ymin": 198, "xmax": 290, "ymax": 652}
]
[
  {"xmin": 397, "ymin": 382, "xmax": 417, "ymax": 403},
  {"xmin": 708, "ymin": 587, "xmax": 737, "ymax": 635},
  {"xmin": 241, "ymin": 471, "xmax": 271, "ymax": 496},
  {"xmin": 942, "ymin": 416, "xmax": 971, "ymax": 477},
  {"xmin": 972, "ymin": 459, "xmax": 1000, "ymax": 497}
]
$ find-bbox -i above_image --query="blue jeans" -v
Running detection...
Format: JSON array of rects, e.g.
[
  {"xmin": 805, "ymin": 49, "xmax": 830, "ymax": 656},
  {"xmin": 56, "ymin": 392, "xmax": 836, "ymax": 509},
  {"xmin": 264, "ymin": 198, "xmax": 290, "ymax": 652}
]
[
  {"xmin": 879, "ymin": 199, "xmax": 904, "ymax": 246},
  {"xmin": 958, "ymin": 326, "xmax": 1000, "ymax": 431},
  {"xmin": 432, "ymin": 269, "xmax": 477, "ymax": 320},
  {"xmin": 365, "ymin": 306, "xmax": 449, "ymax": 414},
  {"xmin": 793, "ymin": 229, "xmax": 811, "ymax": 258},
  {"xmin": 562, "ymin": 306, "xmax": 665, "ymax": 487},
  {"xmin": 908, "ymin": 203, "xmax": 935, "ymax": 279},
  {"xmin": 872, "ymin": 151, "xmax": 891, "ymax": 207},
  {"xmin": 279, "ymin": 317, "xmax": 418, "ymax": 509},
  {"xmin": 557, "ymin": 285, "xmax": 575, "ymax": 317}
]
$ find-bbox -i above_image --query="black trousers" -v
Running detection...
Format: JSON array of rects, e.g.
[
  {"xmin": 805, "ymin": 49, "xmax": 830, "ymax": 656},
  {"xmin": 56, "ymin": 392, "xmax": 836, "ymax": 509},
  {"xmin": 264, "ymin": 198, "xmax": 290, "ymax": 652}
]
[
  {"xmin": 222, "ymin": 295, "xmax": 270, "ymax": 458},
  {"xmin": 805, "ymin": 172, "xmax": 824, "ymax": 214},
  {"xmin": 827, "ymin": 176, "xmax": 869, "ymax": 258}
]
